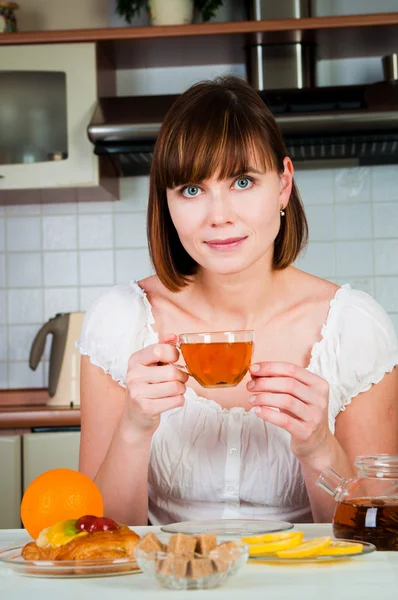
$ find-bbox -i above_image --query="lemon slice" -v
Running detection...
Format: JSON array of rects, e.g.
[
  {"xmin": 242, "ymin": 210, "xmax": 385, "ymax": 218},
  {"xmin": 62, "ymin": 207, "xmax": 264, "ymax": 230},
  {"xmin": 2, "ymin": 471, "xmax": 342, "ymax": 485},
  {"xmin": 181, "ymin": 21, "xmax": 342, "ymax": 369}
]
[
  {"xmin": 242, "ymin": 531, "xmax": 300, "ymax": 545},
  {"xmin": 248, "ymin": 532, "xmax": 304, "ymax": 556},
  {"xmin": 276, "ymin": 536, "xmax": 331, "ymax": 558},
  {"xmin": 318, "ymin": 540, "xmax": 363, "ymax": 556}
]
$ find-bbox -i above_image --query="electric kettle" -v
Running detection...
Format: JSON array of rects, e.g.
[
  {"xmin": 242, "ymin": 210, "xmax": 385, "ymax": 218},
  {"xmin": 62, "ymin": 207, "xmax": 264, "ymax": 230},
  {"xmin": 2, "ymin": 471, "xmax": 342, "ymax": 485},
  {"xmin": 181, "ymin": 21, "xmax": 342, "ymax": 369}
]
[{"xmin": 29, "ymin": 312, "xmax": 85, "ymax": 407}]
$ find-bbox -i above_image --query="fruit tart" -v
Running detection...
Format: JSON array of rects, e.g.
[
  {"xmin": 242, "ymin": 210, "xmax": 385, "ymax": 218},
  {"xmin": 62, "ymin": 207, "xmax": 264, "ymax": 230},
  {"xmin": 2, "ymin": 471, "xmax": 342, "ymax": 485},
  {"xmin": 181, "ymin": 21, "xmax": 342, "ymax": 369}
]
[{"xmin": 21, "ymin": 515, "xmax": 140, "ymax": 563}]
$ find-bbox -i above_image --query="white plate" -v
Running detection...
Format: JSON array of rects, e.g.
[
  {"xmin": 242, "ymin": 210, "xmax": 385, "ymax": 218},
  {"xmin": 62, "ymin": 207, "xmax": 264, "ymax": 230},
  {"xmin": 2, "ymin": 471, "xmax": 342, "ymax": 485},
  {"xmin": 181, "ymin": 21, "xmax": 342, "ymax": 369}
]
[
  {"xmin": 0, "ymin": 545, "xmax": 142, "ymax": 578},
  {"xmin": 160, "ymin": 519, "xmax": 293, "ymax": 536}
]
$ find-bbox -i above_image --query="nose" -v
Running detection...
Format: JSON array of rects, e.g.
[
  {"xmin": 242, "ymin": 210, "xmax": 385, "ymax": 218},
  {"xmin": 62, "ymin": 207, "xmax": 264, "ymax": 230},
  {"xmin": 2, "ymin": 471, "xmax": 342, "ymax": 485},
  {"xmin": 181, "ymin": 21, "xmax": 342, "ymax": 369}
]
[{"xmin": 207, "ymin": 189, "xmax": 235, "ymax": 227}]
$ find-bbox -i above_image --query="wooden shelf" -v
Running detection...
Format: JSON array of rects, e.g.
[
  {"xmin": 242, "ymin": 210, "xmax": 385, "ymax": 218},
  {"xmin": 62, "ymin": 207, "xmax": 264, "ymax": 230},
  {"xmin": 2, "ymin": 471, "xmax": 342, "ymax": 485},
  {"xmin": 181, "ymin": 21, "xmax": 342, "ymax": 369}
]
[
  {"xmin": 1, "ymin": 13, "xmax": 398, "ymax": 67},
  {"xmin": 1, "ymin": 13, "xmax": 398, "ymax": 43}
]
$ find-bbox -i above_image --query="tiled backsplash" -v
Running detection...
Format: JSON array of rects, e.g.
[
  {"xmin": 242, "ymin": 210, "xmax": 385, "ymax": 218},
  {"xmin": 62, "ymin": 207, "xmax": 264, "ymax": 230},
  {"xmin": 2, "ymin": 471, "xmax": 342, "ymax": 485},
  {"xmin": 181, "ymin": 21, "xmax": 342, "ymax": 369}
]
[
  {"xmin": 1, "ymin": 0, "xmax": 398, "ymax": 389},
  {"xmin": 1, "ymin": 165, "xmax": 398, "ymax": 389}
]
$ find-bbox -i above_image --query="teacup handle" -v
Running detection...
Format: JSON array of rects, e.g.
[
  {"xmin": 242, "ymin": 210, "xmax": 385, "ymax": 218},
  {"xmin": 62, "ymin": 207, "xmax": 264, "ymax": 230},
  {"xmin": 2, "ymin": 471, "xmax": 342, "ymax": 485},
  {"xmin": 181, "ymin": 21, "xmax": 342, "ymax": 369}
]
[
  {"xmin": 163, "ymin": 338, "xmax": 191, "ymax": 377},
  {"xmin": 174, "ymin": 363, "xmax": 191, "ymax": 376}
]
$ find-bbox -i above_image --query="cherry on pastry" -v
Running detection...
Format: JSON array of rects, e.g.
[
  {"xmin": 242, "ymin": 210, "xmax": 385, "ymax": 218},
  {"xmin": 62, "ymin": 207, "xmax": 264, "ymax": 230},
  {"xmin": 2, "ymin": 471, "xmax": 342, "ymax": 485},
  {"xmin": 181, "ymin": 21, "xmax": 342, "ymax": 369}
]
[
  {"xmin": 75, "ymin": 515, "xmax": 98, "ymax": 532},
  {"xmin": 93, "ymin": 517, "xmax": 119, "ymax": 532}
]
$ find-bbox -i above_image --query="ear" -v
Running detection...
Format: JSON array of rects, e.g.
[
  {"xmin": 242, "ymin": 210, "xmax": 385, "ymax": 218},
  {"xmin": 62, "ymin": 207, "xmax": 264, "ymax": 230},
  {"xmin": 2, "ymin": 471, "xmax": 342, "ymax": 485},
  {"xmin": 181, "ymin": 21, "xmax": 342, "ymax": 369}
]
[{"xmin": 279, "ymin": 157, "xmax": 294, "ymax": 209}]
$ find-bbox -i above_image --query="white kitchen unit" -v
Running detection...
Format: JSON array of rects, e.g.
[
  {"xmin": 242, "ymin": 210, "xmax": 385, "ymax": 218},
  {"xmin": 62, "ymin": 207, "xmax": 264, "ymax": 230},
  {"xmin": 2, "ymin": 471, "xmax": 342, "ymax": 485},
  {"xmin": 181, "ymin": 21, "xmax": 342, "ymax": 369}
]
[
  {"xmin": 0, "ymin": 436, "xmax": 22, "ymax": 529},
  {"xmin": 22, "ymin": 430, "xmax": 80, "ymax": 490},
  {"xmin": 0, "ymin": 430, "xmax": 81, "ymax": 529},
  {"xmin": 0, "ymin": 43, "xmax": 98, "ymax": 190}
]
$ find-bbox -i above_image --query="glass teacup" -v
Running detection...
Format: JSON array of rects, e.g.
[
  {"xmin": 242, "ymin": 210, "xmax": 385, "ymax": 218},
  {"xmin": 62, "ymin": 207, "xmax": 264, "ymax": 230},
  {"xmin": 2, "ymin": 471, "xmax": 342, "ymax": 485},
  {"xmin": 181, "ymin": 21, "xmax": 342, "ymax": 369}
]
[{"xmin": 178, "ymin": 330, "xmax": 254, "ymax": 388}]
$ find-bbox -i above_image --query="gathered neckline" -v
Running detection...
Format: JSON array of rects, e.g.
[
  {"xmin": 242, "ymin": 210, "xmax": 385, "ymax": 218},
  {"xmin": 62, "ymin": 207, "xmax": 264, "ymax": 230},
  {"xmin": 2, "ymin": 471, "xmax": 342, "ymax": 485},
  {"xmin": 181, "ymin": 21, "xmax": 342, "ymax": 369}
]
[{"xmin": 129, "ymin": 280, "xmax": 351, "ymax": 415}]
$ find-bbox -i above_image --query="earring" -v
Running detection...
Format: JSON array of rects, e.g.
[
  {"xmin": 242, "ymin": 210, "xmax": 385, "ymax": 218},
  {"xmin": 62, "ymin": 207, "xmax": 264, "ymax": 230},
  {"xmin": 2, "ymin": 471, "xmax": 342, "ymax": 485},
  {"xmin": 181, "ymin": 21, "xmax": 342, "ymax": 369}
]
[{"xmin": 280, "ymin": 205, "xmax": 285, "ymax": 216}]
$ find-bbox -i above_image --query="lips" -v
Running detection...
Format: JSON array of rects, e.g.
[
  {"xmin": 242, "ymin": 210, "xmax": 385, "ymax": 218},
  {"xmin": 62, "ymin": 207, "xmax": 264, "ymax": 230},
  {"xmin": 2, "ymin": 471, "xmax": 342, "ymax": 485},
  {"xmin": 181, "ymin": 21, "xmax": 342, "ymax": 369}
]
[{"xmin": 205, "ymin": 236, "xmax": 247, "ymax": 250}]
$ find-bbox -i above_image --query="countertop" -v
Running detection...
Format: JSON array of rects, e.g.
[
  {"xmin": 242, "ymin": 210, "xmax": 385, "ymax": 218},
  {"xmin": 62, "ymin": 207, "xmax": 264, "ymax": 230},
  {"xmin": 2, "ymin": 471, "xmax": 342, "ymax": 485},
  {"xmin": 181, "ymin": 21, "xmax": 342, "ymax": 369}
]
[
  {"xmin": 0, "ymin": 405, "xmax": 80, "ymax": 429},
  {"xmin": 0, "ymin": 524, "xmax": 397, "ymax": 600},
  {"xmin": 0, "ymin": 389, "xmax": 80, "ymax": 429}
]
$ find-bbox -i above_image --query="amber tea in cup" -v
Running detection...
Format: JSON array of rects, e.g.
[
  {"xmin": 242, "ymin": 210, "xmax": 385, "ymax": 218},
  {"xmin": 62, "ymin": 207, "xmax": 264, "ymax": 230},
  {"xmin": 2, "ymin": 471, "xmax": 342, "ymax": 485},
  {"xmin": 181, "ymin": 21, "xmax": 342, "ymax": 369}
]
[{"xmin": 179, "ymin": 330, "xmax": 254, "ymax": 388}]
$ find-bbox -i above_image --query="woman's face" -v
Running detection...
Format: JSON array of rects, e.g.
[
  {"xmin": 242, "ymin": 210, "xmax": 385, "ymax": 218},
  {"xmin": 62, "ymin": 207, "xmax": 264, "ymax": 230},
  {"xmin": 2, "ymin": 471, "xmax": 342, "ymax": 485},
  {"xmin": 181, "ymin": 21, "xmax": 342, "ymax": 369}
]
[{"xmin": 166, "ymin": 156, "xmax": 293, "ymax": 276}]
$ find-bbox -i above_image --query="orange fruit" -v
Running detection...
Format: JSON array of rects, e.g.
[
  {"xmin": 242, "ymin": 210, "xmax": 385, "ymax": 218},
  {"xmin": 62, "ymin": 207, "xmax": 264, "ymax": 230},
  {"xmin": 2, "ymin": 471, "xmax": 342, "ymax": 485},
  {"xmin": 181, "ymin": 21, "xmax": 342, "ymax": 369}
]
[{"xmin": 21, "ymin": 468, "xmax": 104, "ymax": 539}]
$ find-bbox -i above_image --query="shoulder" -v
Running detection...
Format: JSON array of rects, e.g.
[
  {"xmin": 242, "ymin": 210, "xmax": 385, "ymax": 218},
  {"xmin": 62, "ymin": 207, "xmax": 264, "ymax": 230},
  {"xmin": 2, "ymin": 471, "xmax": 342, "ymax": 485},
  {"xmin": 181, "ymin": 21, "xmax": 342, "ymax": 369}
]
[
  {"xmin": 81, "ymin": 281, "xmax": 152, "ymax": 337},
  {"xmin": 77, "ymin": 281, "xmax": 157, "ymax": 386},
  {"xmin": 315, "ymin": 284, "xmax": 398, "ymax": 405},
  {"xmin": 330, "ymin": 285, "xmax": 396, "ymax": 341}
]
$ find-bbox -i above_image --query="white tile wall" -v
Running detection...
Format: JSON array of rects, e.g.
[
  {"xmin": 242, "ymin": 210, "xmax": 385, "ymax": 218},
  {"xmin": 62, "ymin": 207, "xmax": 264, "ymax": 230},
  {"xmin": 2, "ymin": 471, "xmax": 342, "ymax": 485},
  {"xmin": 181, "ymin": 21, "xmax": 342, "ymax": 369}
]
[
  {"xmin": 1, "ymin": 170, "xmax": 398, "ymax": 390},
  {"xmin": 2, "ymin": 0, "xmax": 398, "ymax": 388}
]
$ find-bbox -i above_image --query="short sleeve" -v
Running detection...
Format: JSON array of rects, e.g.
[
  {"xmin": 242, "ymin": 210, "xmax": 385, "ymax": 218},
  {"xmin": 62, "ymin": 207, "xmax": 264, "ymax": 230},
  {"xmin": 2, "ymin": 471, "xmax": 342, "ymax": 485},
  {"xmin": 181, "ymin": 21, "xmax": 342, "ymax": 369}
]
[
  {"xmin": 76, "ymin": 282, "xmax": 157, "ymax": 387},
  {"xmin": 313, "ymin": 286, "xmax": 398, "ymax": 425}
]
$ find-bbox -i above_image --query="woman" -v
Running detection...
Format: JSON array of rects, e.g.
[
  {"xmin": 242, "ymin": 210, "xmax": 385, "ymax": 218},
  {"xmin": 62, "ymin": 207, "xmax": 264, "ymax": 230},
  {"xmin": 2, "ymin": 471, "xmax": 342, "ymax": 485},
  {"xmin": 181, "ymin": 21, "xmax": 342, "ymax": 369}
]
[{"xmin": 78, "ymin": 76, "xmax": 398, "ymax": 526}]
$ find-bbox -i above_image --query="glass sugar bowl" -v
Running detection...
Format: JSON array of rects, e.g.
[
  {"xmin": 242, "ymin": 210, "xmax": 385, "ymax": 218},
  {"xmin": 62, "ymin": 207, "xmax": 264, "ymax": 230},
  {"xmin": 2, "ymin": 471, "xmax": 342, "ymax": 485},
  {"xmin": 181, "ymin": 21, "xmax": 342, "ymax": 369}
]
[{"xmin": 317, "ymin": 455, "xmax": 398, "ymax": 551}]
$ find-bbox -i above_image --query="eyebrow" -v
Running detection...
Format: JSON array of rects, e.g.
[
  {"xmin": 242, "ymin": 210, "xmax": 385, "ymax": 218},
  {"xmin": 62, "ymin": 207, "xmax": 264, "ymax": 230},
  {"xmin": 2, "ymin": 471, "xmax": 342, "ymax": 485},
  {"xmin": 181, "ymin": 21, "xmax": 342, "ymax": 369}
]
[
  {"xmin": 228, "ymin": 167, "xmax": 263, "ymax": 178},
  {"xmin": 173, "ymin": 167, "xmax": 264, "ymax": 189}
]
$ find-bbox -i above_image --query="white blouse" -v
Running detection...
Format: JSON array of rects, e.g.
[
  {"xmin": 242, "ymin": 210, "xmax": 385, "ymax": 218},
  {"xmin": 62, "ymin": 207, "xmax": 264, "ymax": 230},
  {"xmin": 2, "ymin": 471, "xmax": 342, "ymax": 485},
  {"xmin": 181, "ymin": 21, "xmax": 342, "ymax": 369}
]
[{"xmin": 77, "ymin": 282, "xmax": 398, "ymax": 525}]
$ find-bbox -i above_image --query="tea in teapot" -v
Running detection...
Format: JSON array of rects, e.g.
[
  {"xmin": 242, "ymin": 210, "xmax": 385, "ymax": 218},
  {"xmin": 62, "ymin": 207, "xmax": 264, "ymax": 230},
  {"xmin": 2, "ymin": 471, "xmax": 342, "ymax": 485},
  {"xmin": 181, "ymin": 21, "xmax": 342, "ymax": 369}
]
[{"xmin": 317, "ymin": 455, "xmax": 398, "ymax": 551}]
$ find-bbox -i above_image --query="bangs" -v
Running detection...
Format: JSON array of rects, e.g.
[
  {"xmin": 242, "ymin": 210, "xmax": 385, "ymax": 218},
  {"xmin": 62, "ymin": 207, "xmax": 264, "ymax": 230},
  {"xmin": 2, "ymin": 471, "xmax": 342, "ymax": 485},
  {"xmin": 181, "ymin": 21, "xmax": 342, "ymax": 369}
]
[{"xmin": 154, "ymin": 97, "xmax": 281, "ymax": 190}]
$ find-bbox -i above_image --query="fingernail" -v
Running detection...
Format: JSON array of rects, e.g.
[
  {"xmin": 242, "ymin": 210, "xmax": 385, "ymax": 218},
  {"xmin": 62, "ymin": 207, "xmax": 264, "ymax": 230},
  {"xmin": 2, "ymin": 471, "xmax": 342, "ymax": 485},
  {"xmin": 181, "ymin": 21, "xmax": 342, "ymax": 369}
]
[
  {"xmin": 248, "ymin": 395, "xmax": 256, "ymax": 404},
  {"xmin": 250, "ymin": 364, "xmax": 260, "ymax": 373},
  {"xmin": 254, "ymin": 406, "xmax": 262, "ymax": 414},
  {"xmin": 247, "ymin": 380, "xmax": 255, "ymax": 390}
]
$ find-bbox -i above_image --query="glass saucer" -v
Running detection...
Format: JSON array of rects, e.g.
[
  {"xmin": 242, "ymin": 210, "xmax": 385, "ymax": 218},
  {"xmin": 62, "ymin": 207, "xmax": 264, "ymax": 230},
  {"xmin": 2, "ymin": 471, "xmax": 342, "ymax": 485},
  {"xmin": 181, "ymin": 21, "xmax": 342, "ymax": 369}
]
[
  {"xmin": 249, "ymin": 540, "xmax": 376, "ymax": 564},
  {"xmin": 0, "ymin": 545, "xmax": 142, "ymax": 578},
  {"xmin": 160, "ymin": 519, "xmax": 293, "ymax": 537}
]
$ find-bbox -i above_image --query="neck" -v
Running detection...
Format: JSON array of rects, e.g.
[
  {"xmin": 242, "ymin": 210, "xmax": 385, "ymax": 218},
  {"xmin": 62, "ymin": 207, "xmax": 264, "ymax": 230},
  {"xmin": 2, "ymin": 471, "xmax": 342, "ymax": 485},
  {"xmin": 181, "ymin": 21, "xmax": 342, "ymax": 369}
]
[{"xmin": 192, "ymin": 253, "xmax": 289, "ymax": 329}]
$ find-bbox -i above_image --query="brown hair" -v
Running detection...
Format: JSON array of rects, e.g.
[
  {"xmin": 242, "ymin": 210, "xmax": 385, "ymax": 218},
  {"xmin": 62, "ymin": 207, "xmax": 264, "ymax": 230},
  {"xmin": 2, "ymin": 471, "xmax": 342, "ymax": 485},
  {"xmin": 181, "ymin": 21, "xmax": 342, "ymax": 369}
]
[{"xmin": 147, "ymin": 76, "xmax": 308, "ymax": 292}]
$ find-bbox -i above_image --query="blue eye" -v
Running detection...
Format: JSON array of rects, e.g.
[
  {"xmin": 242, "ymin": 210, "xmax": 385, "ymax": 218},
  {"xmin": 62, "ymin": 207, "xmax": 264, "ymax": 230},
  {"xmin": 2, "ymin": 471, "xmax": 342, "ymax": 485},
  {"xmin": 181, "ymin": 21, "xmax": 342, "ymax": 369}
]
[
  {"xmin": 182, "ymin": 186, "xmax": 201, "ymax": 198},
  {"xmin": 234, "ymin": 177, "xmax": 252, "ymax": 190}
]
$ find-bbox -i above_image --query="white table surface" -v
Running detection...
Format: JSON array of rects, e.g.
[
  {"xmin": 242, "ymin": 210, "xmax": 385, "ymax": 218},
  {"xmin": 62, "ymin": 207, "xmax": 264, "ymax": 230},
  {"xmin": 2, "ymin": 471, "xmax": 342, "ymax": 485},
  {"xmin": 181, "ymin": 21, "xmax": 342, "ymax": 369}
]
[{"xmin": 0, "ymin": 523, "xmax": 397, "ymax": 599}]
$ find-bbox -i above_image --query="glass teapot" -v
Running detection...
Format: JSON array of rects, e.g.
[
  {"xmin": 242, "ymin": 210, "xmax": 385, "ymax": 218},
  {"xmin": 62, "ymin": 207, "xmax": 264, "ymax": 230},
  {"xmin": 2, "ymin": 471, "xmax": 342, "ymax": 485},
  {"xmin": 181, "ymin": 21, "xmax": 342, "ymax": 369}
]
[{"xmin": 316, "ymin": 455, "xmax": 398, "ymax": 551}]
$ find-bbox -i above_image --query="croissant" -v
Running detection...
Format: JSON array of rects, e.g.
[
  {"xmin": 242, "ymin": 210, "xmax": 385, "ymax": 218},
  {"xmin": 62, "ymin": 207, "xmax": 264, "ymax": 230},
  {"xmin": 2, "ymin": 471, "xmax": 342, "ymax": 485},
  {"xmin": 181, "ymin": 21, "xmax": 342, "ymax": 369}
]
[{"xmin": 22, "ymin": 524, "xmax": 140, "ymax": 563}]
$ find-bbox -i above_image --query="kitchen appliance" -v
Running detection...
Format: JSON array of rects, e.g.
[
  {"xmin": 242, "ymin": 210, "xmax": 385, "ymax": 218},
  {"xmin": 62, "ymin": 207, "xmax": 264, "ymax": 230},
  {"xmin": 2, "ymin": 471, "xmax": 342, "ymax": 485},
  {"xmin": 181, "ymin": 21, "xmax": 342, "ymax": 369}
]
[
  {"xmin": 88, "ymin": 77, "xmax": 398, "ymax": 173},
  {"xmin": 29, "ymin": 312, "xmax": 84, "ymax": 407}
]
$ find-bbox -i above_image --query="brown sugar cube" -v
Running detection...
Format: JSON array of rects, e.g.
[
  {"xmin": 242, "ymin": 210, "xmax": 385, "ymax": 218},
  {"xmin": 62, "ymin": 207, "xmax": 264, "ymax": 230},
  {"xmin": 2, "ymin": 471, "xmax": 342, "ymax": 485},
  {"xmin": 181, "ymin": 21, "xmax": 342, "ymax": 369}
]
[
  {"xmin": 195, "ymin": 534, "xmax": 217, "ymax": 555},
  {"xmin": 135, "ymin": 532, "xmax": 164, "ymax": 554},
  {"xmin": 209, "ymin": 540, "xmax": 239, "ymax": 570},
  {"xmin": 167, "ymin": 533, "xmax": 197, "ymax": 555},
  {"xmin": 156, "ymin": 555, "xmax": 190, "ymax": 578},
  {"xmin": 214, "ymin": 540, "xmax": 239, "ymax": 558},
  {"xmin": 210, "ymin": 558, "xmax": 228, "ymax": 574},
  {"xmin": 217, "ymin": 541, "xmax": 238, "ymax": 551},
  {"xmin": 188, "ymin": 557, "xmax": 214, "ymax": 579}
]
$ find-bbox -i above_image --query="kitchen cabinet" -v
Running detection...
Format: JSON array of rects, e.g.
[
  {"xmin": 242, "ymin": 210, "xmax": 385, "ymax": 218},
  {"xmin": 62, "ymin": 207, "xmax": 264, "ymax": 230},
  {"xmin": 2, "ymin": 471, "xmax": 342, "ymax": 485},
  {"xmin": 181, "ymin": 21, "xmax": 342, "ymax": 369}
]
[
  {"xmin": 0, "ymin": 43, "xmax": 99, "ymax": 190},
  {"xmin": 17, "ymin": 0, "xmax": 109, "ymax": 32},
  {"xmin": 0, "ymin": 436, "xmax": 21, "ymax": 529},
  {"xmin": 0, "ymin": 429, "xmax": 80, "ymax": 529},
  {"xmin": 23, "ymin": 430, "xmax": 80, "ymax": 490}
]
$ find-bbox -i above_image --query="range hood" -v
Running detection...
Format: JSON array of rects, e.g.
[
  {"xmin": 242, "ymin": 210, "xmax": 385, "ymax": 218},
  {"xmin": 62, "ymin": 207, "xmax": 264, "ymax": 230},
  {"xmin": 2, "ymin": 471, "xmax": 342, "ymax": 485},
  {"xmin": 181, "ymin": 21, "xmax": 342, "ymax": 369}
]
[{"xmin": 87, "ymin": 82, "xmax": 398, "ymax": 177}]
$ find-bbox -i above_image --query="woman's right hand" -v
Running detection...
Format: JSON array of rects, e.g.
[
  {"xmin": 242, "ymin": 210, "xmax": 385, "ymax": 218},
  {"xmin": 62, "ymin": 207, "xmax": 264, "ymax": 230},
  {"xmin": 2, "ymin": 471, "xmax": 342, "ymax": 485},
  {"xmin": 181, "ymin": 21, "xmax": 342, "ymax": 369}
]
[{"xmin": 124, "ymin": 334, "xmax": 189, "ymax": 436}]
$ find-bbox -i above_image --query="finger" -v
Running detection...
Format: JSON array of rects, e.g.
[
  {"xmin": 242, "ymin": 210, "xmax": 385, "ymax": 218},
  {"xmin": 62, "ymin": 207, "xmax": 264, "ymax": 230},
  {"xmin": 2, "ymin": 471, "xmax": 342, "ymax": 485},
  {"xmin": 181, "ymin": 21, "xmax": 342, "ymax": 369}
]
[
  {"xmin": 160, "ymin": 333, "xmax": 179, "ymax": 344},
  {"xmin": 249, "ymin": 362, "xmax": 319, "ymax": 387},
  {"xmin": 248, "ymin": 392, "xmax": 309, "ymax": 421},
  {"xmin": 253, "ymin": 405, "xmax": 308, "ymax": 438},
  {"xmin": 129, "ymin": 342, "xmax": 179, "ymax": 368},
  {"xmin": 134, "ymin": 364, "xmax": 189, "ymax": 384},
  {"xmin": 135, "ymin": 380, "xmax": 186, "ymax": 400},
  {"xmin": 247, "ymin": 377, "xmax": 316, "ymax": 405},
  {"xmin": 142, "ymin": 395, "xmax": 185, "ymax": 415}
]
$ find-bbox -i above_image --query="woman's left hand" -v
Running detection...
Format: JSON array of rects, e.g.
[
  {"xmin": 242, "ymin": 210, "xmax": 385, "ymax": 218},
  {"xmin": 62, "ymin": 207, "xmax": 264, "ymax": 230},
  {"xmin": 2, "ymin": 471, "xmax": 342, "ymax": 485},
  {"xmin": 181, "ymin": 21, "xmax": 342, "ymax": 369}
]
[{"xmin": 247, "ymin": 362, "xmax": 331, "ymax": 461}]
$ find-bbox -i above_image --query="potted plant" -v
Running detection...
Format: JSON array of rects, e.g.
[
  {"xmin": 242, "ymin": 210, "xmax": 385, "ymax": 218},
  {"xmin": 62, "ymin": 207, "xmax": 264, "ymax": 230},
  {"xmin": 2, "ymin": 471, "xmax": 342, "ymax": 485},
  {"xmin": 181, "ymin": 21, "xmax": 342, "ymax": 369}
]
[{"xmin": 115, "ymin": 0, "xmax": 225, "ymax": 26}]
